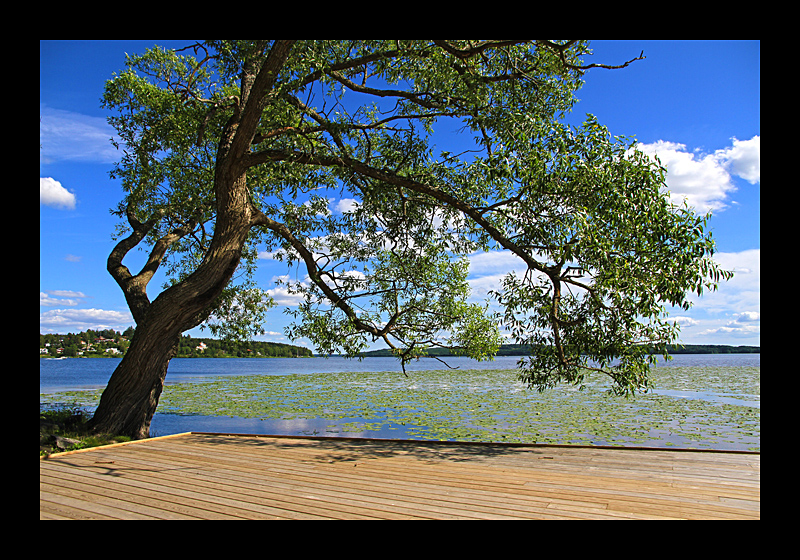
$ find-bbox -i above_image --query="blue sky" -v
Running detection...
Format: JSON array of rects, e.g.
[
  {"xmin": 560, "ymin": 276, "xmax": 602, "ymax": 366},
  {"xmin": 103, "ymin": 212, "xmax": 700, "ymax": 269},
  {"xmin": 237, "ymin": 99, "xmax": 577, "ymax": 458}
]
[{"xmin": 40, "ymin": 40, "xmax": 760, "ymax": 347}]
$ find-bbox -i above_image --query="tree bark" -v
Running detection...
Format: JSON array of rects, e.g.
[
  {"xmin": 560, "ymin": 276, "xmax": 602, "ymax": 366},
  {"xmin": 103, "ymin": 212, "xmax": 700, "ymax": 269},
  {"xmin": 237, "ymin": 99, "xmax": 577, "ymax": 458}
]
[
  {"xmin": 87, "ymin": 41, "xmax": 298, "ymax": 439},
  {"xmin": 85, "ymin": 317, "xmax": 181, "ymax": 440},
  {"xmin": 88, "ymin": 172, "xmax": 254, "ymax": 439}
]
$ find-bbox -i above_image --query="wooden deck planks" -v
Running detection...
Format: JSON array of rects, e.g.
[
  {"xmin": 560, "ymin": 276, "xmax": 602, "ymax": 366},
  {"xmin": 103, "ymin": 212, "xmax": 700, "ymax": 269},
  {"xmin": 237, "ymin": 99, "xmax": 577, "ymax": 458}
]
[{"xmin": 40, "ymin": 433, "xmax": 759, "ymax": 520}]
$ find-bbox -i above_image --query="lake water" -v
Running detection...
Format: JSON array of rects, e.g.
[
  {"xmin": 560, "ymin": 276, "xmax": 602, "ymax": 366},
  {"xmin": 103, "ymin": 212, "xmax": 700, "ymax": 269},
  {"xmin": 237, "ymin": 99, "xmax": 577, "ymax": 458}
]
[{"xmin": 40, "ymin": 353, "xmax": 760, "ymax": 451}]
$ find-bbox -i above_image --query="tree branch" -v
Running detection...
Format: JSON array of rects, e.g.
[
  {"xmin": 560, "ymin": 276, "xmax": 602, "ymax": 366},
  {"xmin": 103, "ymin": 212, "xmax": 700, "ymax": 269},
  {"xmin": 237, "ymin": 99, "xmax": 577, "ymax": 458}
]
[
  {"xmin": 536, "ymin": 40, "xmax": 645, "ymax": 71},
  {"xmin": 295, "ymin": 48, "xmax": 409, "ymax": 90},
  {"xmin": 226, "ymin": 40, "xmax": 298, "ymax": 165},
  {"xmin": 107, "ymin": 206, "xmax": 161, "ymax": 324},
  {"xmin": 107, "ymin": 204, "xmax": 200, "ymax": 325},
  {"xmin": 432, "ymin": 40, "xmax": 531, "ymax": 59},
  {"xmin": 324, "ymin": 70, "xmax": 444, "ymax": 110},
  {"xmin": 251, "ymin": 209, "xmax": 382, "ymax": 339},
  {"xmin": 245, "ymin": 147, "xmax": 551, "ymax": 275}
]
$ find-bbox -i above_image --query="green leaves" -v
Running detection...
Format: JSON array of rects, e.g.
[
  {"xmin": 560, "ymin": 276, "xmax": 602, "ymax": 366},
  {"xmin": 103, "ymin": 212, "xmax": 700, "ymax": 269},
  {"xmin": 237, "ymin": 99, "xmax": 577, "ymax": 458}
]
[
  {"xmin": 102, "ymin": 40, "xmax": 732, "ymax": 398},
  {"xmin": 479, "ymin": 115, "xmax": 733, "ymax": 395},
  {"xmin": 448, "ymin": 303, "xmax": 503, "ymax": 361}
]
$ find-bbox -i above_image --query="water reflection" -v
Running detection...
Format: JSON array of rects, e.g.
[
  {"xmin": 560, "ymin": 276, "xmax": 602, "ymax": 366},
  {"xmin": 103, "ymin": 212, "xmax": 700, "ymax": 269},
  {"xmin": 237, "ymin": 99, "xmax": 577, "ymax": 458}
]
[
  {"xmin": 149, "ymin": 412, "xmax": 415, "ymax": 441},
  {"xmin": 41, "ymin": 353, "xmax": 760, "ymax": 451}
]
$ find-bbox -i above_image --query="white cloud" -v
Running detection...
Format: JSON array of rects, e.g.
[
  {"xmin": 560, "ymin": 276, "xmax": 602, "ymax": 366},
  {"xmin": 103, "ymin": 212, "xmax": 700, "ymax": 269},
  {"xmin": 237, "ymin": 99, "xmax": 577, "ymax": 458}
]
[
  {"xmin": 715, "ymin": 135, "xmax": 760, "ymax": 184},
  {"xmin": 257, "ymin": 250, "xmax": 280, "ymax": 261},
  {"xmin": 266, "ymin": 286, "xmax": 306, "ymax": 307},
  {"xmin": 675, "ymin": 249, "xmax": 760, "ymax": 344},
  {"xmin": 40, "ymin": 290, "xmax": 88, "ymax": 307},
  {"xmin": 48, "ymin": 290, "xmax": 87, "ymax": 298},
  {"xmin": 465, "ymin": 251, "xmax": 529, "ymax": 302},
  {"xmin": 670, "ymin": 316, "xmax": 699, "ymax": 327},
  {"xmin": 39, "ymin": 308, "xmax": 134, "ymax": 333},
  {"xmin": 334, "ymin": 198, "xmax": 360, "ymax": 213},
  {"xmin": 636, "ymin": 140, "xmax": 736, "ymax": 213},
  {"xmin": 708, "ymin": 249, "xmax": 760, "ymax": 308},
  {"xmin": 467, "ymin": 250, "xmax": 527, "ymax": 278},
  {"xmin": 635, "ymin": 135, "xmax": 760, "ymax": 213},
  {"xmin": 39, "ymin": 105, "xmax": 120, "ymax": 164},
  {"xmin": 265, "ymin": 275, "xmax": 308, "ymax": 307},
  {"xmin": 698, "ymin": 322, "xmax": 760, "ymax": 340},
  {"xmin": 468, "ymin": 273, "xmax": 511, "ymax": 302},
  {"xmin": 732, "ymin": 311, "xmax": 760, "ymax": 322},
  {"xmin": 40, "ymin": 177, "xmax": 76, "ymax": 210}
]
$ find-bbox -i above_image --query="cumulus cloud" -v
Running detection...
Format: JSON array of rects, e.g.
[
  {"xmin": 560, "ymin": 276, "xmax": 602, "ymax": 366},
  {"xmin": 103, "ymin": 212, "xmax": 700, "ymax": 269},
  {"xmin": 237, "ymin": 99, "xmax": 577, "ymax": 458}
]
[
  {"xmin": 715, "ymin": 135, "xmax": 760, "ymax": 184},
  {"xmin": 257, "ymin": 250, "xmax": 280, "ymax": 261},
  {"xmin": 636, "ymin": 135, "xmax": 760, "ymax": 213},
  {"xmin": 467, "ymin": 250, "xmax": 527, "ymax": 278},
  {"xmin": 468, "ymin": 273, "xmax": 512, "ymax": 303},
  {"xmin": 711, "ymin": 249, "xmax": 760, "ymax": 303},
  {"xmin": 334, "ymin": 198, "xmax": 360, "ymax": 214},
  {"xmin": 636, "ymin": 141, "xmax": 735, "ymax": 213},
  {"xmin": 699, "ymin": 322, "xmax": 760, "ymax": 339},
  {"xmin": 265, "ymin": 275, "xmax": 309, "ymax": 307},
  {"xmin": 39, "ymin": 308, "xmax": 134, "ymax": 333},
  {"xmin": 265, "ymin": 285, "xmax": 306, "ymax": 307},
  {"xmin": 670, "ymin": 316, "xmax": 700, "ymax": 327},
  {"xmin": 732, "ymin": 311, "xmax": 760, "ymax": 322},
  {"xmin": 48, "ymin": 289, "xmax": 87, "ymax": 298},
  {"xmin": 40, "ymin": 177, "xmax": 76, "ymax": 210},
  {"xmin": 465, "ymin": 251, "xmax": 531, "ymax": 302}
]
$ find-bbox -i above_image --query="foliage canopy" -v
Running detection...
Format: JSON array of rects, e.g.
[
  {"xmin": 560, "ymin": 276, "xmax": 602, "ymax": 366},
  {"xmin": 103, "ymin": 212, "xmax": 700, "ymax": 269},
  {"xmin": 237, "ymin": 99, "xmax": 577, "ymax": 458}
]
[{"xmin": 102, "ymin": 40, "xmax": 731, "ymax": 396}]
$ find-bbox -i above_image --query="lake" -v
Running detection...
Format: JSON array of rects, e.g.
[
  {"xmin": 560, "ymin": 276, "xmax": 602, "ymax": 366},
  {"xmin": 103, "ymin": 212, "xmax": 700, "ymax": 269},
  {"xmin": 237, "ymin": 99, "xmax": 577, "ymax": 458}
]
[{"xmin": 40, "ymin": 353, "xmax": 760, "ymax": 451}]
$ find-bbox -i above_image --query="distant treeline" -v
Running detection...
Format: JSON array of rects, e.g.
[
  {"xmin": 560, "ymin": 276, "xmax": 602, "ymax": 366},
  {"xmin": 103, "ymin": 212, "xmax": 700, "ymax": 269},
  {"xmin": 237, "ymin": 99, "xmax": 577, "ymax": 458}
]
[
  {"xmin": 359, "ymin": 343, "xmax": 759, "ymax": 358},
  {"xmin": 648, "ymin": 344, "xmax": 760, "ymax": 354},
  {"xmin": 41, "ymin": 329, "xmax": 312, "ymax": 359},
  {"xmin": 176, "ymin": 336, "xmax": 313, "ymax": 358}
]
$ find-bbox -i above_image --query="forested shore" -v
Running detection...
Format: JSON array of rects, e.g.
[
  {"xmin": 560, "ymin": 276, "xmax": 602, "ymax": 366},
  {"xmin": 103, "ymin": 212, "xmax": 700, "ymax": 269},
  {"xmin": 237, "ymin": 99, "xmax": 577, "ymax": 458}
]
[
  {"xmin": 41, "ymin": 329, "xmax": 757, "ymax": 359},
  {"xmin": 40, "ymin": 330, "xmax": 312, "ymax": 358},
  {"xmin": 359, "ymin": 344, "xmax": 760, "ymax": 358}
]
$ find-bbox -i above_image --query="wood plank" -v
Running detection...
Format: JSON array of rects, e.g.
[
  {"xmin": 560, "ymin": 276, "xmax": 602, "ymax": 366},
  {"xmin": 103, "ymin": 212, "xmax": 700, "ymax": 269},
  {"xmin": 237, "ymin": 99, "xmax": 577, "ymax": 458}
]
[
  {"xmin": 142, "ymin": 436, "xmax": 764, "ymax": 520},
  {"xmin": 172, "ymin": 438, "xmax": 760, "ymax": 516},
  {"xmin": 40, "ymin": 466, "xmax": 249, "ymax": 520},
  {"xmin": 112, "ymin": 440, "xmax": 633, "ymax": 518},
  {"xmin": 40, "ymin": 433, "xmax": 759, "ymax": 520},
  {"xmin": 103, "ymin": 436, "xmax": 760, "ymax": 520},
  {"xmin": 47, "ymin": 448, "xmax": 535, "ymax": 519},
  {"xmin": 41, "ymin": 456, "xmax": 378, "ymax": 520}
]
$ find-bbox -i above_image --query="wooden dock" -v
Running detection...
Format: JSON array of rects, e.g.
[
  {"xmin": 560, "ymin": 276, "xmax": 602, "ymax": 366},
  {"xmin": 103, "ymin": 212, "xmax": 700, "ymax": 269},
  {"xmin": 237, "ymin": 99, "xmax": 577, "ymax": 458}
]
[{"xmin": 40, "ymin": 432, "xmax": 759, "ymax": 520}]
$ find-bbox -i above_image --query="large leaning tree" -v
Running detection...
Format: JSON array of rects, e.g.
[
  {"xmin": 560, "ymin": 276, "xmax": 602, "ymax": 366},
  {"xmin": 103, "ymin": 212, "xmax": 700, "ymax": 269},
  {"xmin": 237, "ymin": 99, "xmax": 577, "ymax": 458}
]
[{"xmin": 86, "ymin": 40, "xmax": 731, "ymax": 439}]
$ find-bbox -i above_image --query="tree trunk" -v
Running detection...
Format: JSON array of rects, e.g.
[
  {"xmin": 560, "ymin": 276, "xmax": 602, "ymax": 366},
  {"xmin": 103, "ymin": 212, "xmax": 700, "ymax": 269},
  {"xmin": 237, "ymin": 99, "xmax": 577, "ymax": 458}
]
[
  {"xmin": 86, "ymin": 320, "xmax": 180, "ymax": 440},
  {"xmin": 87, "ymin": 264, "xmax": 242, "ymax": 439},
  {"xmin": 87, "ymin": 43, "xmax": 296, "ymax": 439},
  {"xmin": 88, "ymin": 173, "xmax": 253, "ymax": 439}
]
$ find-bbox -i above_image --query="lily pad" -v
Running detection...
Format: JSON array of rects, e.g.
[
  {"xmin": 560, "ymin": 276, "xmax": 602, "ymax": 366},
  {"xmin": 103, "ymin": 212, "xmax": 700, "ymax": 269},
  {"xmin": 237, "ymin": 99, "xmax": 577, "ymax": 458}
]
[{"xmin": 41, "ymin": 365, "xmax": 759, "ymax": 451}]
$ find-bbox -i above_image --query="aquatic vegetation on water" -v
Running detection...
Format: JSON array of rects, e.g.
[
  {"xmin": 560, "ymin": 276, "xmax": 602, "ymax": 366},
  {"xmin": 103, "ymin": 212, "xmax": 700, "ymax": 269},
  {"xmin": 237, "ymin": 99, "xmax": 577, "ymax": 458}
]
[{"xmin": 40, "ymin": 366, "xmax": 760, "ymax": 451}]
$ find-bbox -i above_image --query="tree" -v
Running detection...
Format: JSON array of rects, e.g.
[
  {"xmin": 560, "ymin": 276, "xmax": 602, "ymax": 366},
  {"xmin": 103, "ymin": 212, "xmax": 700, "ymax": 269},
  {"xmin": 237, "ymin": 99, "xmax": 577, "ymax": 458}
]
[{"xmin": 87, "ymin": 40, "xmax": 731, "ymax": 439}]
